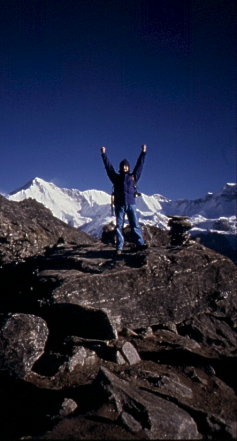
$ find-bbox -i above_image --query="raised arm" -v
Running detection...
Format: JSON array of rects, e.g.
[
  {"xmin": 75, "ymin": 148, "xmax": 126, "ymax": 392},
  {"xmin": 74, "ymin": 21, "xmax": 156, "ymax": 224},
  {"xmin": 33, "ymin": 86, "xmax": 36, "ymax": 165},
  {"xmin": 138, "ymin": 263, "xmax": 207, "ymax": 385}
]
[
  {"xmin": 100, "ymin": 146, "xmax": 117, "ymax": 183},
  {"xmin": 132, "ymin": 144, "xmax": 147, "ymax": 182}
]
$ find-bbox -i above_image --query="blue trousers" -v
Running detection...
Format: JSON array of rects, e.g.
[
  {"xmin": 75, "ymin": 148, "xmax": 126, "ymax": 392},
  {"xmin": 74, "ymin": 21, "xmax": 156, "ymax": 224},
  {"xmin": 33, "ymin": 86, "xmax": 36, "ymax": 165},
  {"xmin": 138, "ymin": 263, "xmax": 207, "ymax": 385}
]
[{"xmin": 115, "ymin": 204, "xmax": 145, "ymax": 250}]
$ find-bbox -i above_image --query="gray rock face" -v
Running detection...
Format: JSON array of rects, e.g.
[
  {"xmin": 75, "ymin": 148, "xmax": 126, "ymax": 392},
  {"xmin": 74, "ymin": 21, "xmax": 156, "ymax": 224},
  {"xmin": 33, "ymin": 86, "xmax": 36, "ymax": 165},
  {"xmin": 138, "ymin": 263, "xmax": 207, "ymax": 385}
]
[
  {"xmin": 0, "ymin": 194, "xmax": 94, "ymax": 265},
  {"xmin": 33, "ymin": 241, "xmax": 236, "ymax": 345},
  {"xmin": 0, "ymin": 313, "xmax": 49, "ymax": 378},
  {"xmin": 119, "ymin": 341, "xmax": 141, "ymax": 365},
  {"xmin": 96, "ymin": 367, "xmax": 201, "ymax": 440},
  {"xmin": 0, "ymin": 197, "xmax": 236, "ymax": 440}
]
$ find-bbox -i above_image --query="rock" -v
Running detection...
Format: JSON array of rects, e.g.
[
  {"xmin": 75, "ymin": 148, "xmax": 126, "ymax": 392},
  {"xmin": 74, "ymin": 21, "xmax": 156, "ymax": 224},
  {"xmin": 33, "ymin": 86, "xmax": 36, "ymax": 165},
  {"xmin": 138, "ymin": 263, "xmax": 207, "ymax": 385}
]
[
  {"xmin": 149, "ymin": 372, "xmax": 193, "ymax": 399},
  {"xmin": 61, "ymin": 346, "xmax": 98, "ymax": 373},
  {"xmin": 115, "ymin": 350, "xmax": 126, "ymax": 365},
  {"xmin": 178, "ymin": 312, "xmax": 237, "ymax": 357},
  {"xmin": 0, "ymin": 313, "xmax": 49, "ymax": 378},
  {"xmin": 102, "ymin": 223, "xmax": 170, "ymax": 248},
  {"xmin": 59, "ymin": 398, "xmax": 78, "ymax": 417},
  {"xmin": 33, "ymin": 241, "xmax": 236, "ymax": 338},
  {"xmin": 0, "ymin": 195, "xmax": 94, "ymax": 265},
  {"xmin": 133, "ymin": 361, "xmax": 237, "ymax": 440},
  {"xmin": 119, "ymin": 341, "xmax": 141, "ymax": 365},
  {"xmin": 120, "ymin": 327, "xmax": 139, "ymax": 337},
  {"xmin": 164, "ymin": 322, "xmax": 178, "ymax": 334},
  {"xmin": 96, "ymin": 367, "xmax": 201, "ymax": 439},
  {"xmin": 46, "ymin": 303, "xmax": 118, "ymax": 341},
  {"xmin": 142, "ymin": 225, "xmax": 170, "ymax": 247},
  {"xmin": 140, "ymin": 326, "xmax": 154, "ymax": 338},
  {"xmin": 168, "ymin": 216, "xmax": 192, "ymax": 245},
  {"xmin": 101, "ymin": 222, "xmax": 116, "ymax": 245},
  {"xmin": 0, "ymin": 202, "xmax": 236, "ymax": 441},
  {"xmin": 120, "ymin": 411, "xmax": 143, "ymax": 433}
]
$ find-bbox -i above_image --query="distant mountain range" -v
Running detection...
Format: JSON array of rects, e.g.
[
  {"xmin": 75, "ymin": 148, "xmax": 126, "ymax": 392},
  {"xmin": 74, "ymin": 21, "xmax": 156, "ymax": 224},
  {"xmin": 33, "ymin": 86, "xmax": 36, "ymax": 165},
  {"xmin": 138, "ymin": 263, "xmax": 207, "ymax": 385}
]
[{"xmin": 8, "ymin": 178, "xmax": 236, "ymax": 240}]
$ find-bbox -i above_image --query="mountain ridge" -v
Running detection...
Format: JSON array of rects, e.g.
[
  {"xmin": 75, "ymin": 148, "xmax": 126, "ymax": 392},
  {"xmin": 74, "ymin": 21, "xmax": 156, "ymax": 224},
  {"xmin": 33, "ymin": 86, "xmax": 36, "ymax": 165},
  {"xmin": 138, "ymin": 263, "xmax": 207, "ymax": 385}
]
[{"xmin": 7, "ymin": 177, "xmax": 236, "ymax": 239}]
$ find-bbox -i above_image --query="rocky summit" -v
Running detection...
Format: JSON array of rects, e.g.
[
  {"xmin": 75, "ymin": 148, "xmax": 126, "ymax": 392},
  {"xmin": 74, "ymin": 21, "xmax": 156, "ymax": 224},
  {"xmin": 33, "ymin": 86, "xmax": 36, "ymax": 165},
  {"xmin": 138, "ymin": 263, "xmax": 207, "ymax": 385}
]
[
  {"xmin": 0, "ymin": 194, "xmax": 93, "ymax": 266},
  {"xmin": 0, "ymin": 195, "xmax": 236, "ymax": 441}
]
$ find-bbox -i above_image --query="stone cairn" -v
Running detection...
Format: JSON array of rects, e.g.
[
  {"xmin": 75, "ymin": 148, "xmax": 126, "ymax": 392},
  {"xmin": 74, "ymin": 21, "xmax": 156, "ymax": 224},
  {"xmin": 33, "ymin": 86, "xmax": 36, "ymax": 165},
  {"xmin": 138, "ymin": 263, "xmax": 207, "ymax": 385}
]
[{"xmin": 168, "ymin": 216, "xmax": 192, "ymax": 246}]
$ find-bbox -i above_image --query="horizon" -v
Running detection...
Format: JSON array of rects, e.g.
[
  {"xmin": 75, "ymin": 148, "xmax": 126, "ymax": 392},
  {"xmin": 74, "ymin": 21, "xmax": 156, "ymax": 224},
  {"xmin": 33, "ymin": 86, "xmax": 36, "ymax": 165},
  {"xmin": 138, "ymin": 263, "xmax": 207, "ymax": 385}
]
[{"xmin": 1, "ymin": 0, "xmax": 236, "ymax": 199}]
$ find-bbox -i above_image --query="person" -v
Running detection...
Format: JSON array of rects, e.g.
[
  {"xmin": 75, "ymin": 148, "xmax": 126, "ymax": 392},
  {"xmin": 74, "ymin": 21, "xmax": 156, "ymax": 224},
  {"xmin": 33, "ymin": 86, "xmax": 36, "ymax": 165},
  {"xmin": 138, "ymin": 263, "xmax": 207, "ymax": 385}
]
[{"xmin": 101, "ymin": 144, "xmax": 148, "ymax": 254}]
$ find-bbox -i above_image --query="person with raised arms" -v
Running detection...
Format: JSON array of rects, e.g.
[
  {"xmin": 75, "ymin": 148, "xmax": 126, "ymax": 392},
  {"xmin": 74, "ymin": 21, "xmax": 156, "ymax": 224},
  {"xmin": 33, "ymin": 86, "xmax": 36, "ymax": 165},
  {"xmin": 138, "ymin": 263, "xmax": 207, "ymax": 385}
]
[{"xmin": 101, "ymin": 144, "xmax": 148, "ymax": 255}]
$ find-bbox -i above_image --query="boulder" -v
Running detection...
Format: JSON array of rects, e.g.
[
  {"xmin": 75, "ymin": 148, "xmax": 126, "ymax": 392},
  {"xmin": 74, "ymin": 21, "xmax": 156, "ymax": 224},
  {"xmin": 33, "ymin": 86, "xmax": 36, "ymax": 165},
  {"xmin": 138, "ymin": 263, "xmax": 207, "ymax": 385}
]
[
  {"xmin": 33, "ymin": 241, "xmax": 236, "ymax": 340},
  {"xmin": 0, "ymin": 313, "xmax": 49, "ymax": 378}
]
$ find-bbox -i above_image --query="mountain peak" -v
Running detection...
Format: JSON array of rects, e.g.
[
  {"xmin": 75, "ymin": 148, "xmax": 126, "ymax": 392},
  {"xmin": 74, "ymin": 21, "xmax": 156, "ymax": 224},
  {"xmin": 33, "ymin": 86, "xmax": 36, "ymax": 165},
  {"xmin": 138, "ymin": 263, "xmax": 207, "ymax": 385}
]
[
  {"xmin": 222, "ymin": 183, "xmax": 237, "ymax": 193},
  {"xmin": 32, "ymin": 177, "xmax": 47, "ymax": 185},
  {"xmin": 8, "ymin": 178, "xmax": 236, "ymax": 238},
  {"xmin": 9, "ymin": 177, "xmax": 49, "ymax": 195}
]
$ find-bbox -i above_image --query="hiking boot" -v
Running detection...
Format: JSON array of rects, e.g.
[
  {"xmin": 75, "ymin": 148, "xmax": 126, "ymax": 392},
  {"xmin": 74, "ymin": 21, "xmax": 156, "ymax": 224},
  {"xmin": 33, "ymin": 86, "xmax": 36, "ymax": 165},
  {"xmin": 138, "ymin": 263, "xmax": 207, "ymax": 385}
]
[{"xmin": 116, "ymin": 249, "xmax": 122, "ymax": 255}]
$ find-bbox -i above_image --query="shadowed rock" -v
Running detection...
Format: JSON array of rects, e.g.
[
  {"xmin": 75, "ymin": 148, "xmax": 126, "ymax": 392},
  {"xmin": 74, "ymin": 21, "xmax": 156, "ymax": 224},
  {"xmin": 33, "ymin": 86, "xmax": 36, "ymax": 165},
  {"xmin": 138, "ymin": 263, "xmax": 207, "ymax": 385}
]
[
  {"xmin": 31, "ymin": 241, "xmax": 236, "ymax": 344},
  {"xmin": 0, "ymin": 194, "xmax": 94, "ymax": 265},
  {"xmin": 0, "ymin": 313, "xmax": 49, "ymax": 378},
  {"xmin": 168, "ymin": 215, "xmax": 192, "ymax": 245},
  {"xmin": 0, "ymin": 197, "xmax": 236, "ymax": 440},
  {"xmin": 95, "ymin": 367, "xmax": 201, "ymax": 439}
]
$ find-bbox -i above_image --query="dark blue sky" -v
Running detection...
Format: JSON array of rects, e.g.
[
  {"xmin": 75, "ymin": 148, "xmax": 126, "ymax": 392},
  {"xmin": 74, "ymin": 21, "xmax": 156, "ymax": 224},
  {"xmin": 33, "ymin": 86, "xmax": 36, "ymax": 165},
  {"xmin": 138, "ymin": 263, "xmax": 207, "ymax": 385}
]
[{"xmin": 1, "ymin": 0, "xmax": 236, "ymax": 199}]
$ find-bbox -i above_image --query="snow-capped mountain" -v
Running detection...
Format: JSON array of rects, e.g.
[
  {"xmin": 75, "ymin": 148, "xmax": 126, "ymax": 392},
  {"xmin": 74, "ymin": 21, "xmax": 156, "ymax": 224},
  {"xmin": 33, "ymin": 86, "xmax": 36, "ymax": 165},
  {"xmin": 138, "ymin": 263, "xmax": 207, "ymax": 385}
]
[
  {"xmin": 162, "ymin": 183, "xmax": 236, "ymax": 218},
  {"xmin": 9, "ymin": 178, "xmax": 112, "ymax": 237},
  {"xmin": 161, "ymin": 183, "xmax": 237, "ymax": 235},
  {"xmin": 8, "ymin": 178, "xmax": 236, "ymax": 238}
]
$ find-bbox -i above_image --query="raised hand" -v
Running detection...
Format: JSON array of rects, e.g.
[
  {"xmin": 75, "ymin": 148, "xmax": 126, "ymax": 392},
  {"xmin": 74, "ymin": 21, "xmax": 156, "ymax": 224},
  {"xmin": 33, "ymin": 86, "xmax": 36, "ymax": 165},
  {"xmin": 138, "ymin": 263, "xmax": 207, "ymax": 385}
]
[
  {"xmin": 101, "ymin": 146, "xmax": 106, "ymax": 154},
  {"xmin": 141, "ymin": 144, "xmax": 147, "ymax": 152}
]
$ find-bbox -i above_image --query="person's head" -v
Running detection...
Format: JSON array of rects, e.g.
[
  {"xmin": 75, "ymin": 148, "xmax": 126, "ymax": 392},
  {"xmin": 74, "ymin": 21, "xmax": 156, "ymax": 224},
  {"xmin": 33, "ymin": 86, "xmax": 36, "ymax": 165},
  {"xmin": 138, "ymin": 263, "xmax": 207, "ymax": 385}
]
[{"xmin": 119, "ymin": 159, "xmax": 130, "ymax": 174}]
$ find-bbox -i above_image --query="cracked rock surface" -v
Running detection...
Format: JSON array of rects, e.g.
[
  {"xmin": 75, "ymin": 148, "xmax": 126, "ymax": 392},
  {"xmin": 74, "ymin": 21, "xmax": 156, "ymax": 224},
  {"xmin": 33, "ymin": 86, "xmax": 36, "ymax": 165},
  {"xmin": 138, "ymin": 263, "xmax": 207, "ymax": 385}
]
[{"xmin": 0, "ymin": 195, "xmax": 236, "ymax": 440}]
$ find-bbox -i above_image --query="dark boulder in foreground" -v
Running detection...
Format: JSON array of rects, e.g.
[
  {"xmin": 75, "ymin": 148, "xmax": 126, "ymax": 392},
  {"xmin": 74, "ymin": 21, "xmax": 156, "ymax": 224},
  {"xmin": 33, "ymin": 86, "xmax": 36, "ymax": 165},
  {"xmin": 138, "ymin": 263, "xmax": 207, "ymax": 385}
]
[
  {"xmin": 95, "ymin": 367, "xmax": 201, "ymax": 440},
  {"xmin": 0, "ymin": 313, "xmax": 49, "ymax": 378},
  {"xmin": 0, "ymin": 196, "xmax": 236, "ymax": 440}
]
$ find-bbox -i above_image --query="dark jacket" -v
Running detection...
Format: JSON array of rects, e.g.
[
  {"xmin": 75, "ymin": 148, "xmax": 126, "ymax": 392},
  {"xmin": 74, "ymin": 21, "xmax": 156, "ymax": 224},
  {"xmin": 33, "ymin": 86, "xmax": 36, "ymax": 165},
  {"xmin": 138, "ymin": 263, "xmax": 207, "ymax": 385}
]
[{"xmin": 101, "ymin": 151, "xmax": 146, "ymax": 205}]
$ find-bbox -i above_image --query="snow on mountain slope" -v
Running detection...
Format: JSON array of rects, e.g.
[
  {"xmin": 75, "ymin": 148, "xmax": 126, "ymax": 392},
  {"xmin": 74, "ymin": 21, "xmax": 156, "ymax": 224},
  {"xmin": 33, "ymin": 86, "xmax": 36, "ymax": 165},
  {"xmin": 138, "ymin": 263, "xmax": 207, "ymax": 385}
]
[
  {"xmin": 8, "ymin": 178, "xmax": 236, "ymax": 237},
  {"xmin": 162, "ymin": 183, "xmax": 236, "ymax": 235},
  {"xmin": 8, "ymin": 177, "xmax": 169, "ymax": 235},
  {"xmin": 163, "ymin": 183, "xmax": 236, "ymax": 218},
  {"xmin": 9, "ymin": 178, "xmax": 111, "ymax": 231}
]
